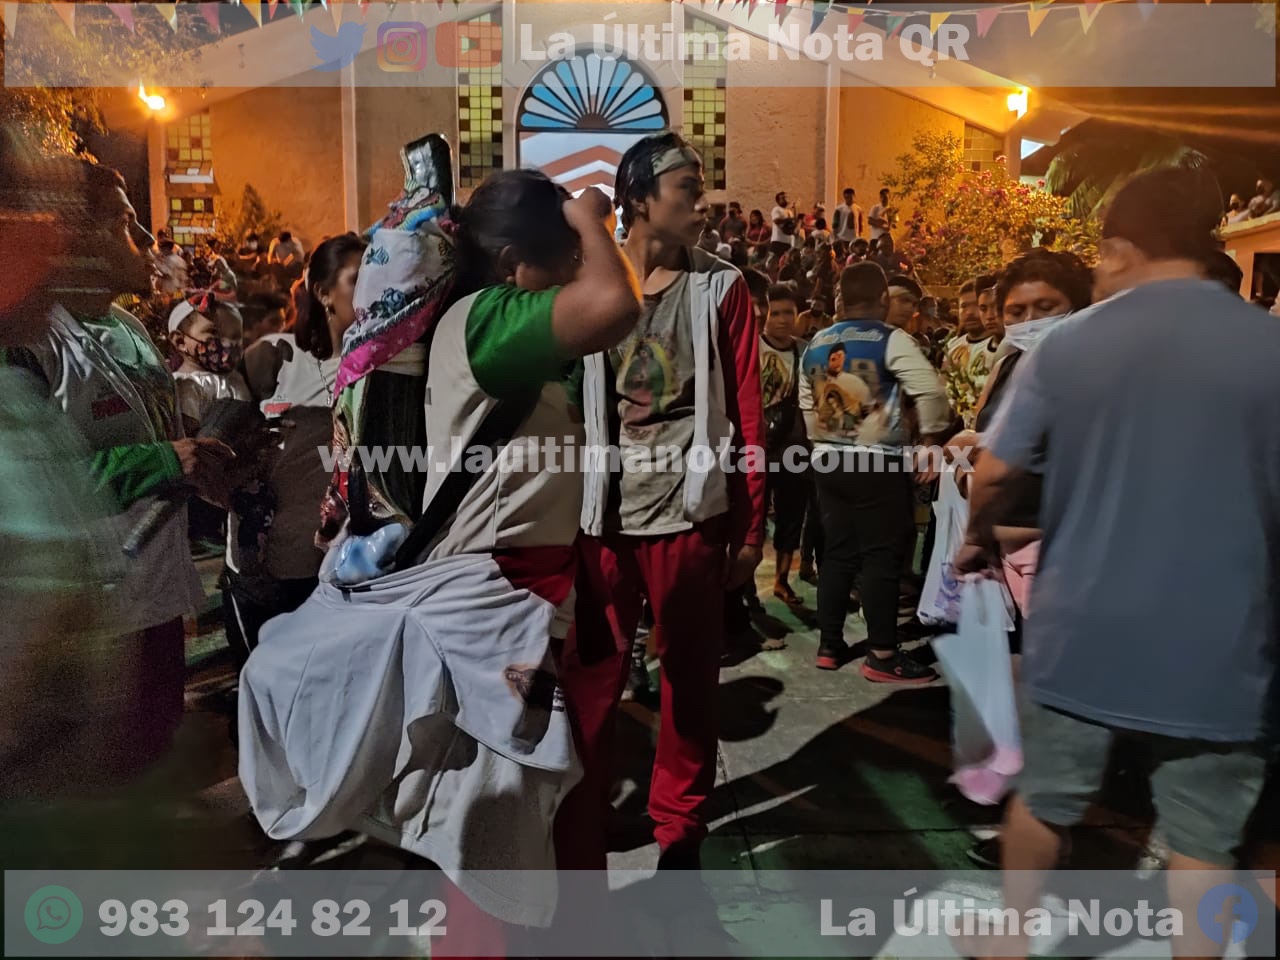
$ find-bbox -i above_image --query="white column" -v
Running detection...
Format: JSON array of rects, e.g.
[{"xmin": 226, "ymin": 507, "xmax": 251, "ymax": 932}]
[
  {"xmin": 824, "ymin": 61, "xmax": 841, "ymax": 207},
  {"xmin": 340, "ymin": 59, "xmax": 359, "ymax": 232},
  {"xmin": 502, "ymin": 0, "xmax": 516, "ymax": 170}
]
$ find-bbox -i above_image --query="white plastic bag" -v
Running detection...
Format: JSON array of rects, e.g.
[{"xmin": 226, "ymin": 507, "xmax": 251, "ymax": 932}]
[
  {"xmin": 917, "ymin": 469, "xmax": 969, "ymax": 626},
  {"xmin": 933, "ymin": 577, "xmax": 1023, "ymax": 805}
]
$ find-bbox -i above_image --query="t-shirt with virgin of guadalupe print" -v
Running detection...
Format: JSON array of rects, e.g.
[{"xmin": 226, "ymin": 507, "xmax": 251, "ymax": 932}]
[
  {"xmin": 419, "ymin": 284, "xmax": 586, "ymax": 561},
  {"xmin": 759, "ymin": 336, "xmax": 806, "ymax": 453},
  {"xmin": 605, "ymin": 271, "xmax": 697, "ymax": 537}
]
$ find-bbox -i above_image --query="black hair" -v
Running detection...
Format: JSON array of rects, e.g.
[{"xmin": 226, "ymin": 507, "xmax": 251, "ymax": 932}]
[
  {"xmin": 749, "ymin": 208, "xmax": 765, "ymax": 225},
  {"xmin": 81, "ymin": 162, "xmax": 129, "ymax": 216},
  {"xmin": 1102, "ymin": 167, "xmax": 1222, "ymax": 263},
  {"xmin": 742, "ymin": 268, "xmax": 770, "ymax": 305},
  {"xmin": 452, "ymin": 169, "xmax": 576, "ymax": 298},
  {"xmin": 959, "ymin": 278, "xmax": 977, "ymax": 296},
  {"xmin": 280, "ymin": 230, "xmax": 293, "ymax": 243},
  {"xmin": 240, "ymin": 291, "xmax": 289, "ymax": 336},
  {"xmin": 974, "ymin": 273, "xmax": 999, "ymax": 296},
  {"xmin": 839, "ymin": 261, "xmax": 888, "ymax": 312},
  {"xmin": 775, "ymin": 191, "xmax": 787, "ymax": 205},
  {"xmin": 767, "ymin": 282, "xmax": 799, "ymax": 306},
  {"xmin": 614, "ymin": 132, "xmax": 702, "ymax": 231},
  {"xmin": 729, "ymin": 241, "xmax": 750, "ymax": 269},
  {"xmin": 207, "ymin": 237, "xmax": 221, "ymax": 252},
  {"xmin": 887, "ymin": 274, "xmax": 923, "ymax": 300},
  {"xmin": 995, "ymin": 249, "xmax": 1093, "ymax": 314},
  {"xmin": 879, "ymin": 187, "xmax": 890, "ymax": 197},
  {"xmin": 843, "ymin": 187, "xmax": 854, "ymax": 196},
  {"xmin": 814, "ymin": 217, "xmax": 828, "ymax": 232},
  {"xmin": 1202, "ymin": 249, "xmax": 1244, "ymax": 294},
  {"xmin": 851, "ymin": 238, "xmax": 870, "ymax": 254},
  {"xmin": 297, "ymin": 232, "xmax": 366, "ymax": 360}
]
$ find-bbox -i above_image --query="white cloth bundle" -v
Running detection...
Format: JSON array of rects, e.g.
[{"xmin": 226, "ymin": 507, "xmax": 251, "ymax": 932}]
[{"xmin": 238, "ymin": 552, "xmax": 580, "ymax": 927}]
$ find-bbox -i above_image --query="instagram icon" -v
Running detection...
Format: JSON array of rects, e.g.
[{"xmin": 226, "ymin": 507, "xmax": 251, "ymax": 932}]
[{"xmin": 377, "ymin": 22, "xmax": 429, "ymax": 72}]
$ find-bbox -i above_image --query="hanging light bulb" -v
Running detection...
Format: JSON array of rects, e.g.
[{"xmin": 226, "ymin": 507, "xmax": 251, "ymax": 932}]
[{"xmin": 138, "ymin": 84, "xmax": 166, "ymax": 111}]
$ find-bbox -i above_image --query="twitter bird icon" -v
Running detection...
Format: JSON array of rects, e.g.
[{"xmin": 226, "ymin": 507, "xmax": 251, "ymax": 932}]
[{"xmin": 311, "ymin": 22, "xmax": 366, "ymax": 72}]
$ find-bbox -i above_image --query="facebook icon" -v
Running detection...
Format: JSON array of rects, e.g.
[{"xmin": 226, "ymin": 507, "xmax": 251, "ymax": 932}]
[{"xmin": 1197, "ymin": 884, "xmax": 1260, "ymax": 947}]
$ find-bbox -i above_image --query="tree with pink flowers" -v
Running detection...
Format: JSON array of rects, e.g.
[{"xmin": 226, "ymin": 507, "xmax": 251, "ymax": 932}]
[{"xmin": 883, "ymin": 131, "xmax": 1098, "ymax": 288}]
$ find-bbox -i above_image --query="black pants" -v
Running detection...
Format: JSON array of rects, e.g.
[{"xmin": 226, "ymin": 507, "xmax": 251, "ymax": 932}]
[
  {"xmin": 813, "ymin": 449, "xmax": 913, "ymax": 653},
  {"xmin": 765, "ymin": 458, "xmax": 808, "ymax": 553},
  {"xmin": 222, "ymin": 570, "xmax": 318, "ymax": 670},
  {"xmin": 800, "ymin": 471, "xmax": 824, "ymax": 569}
]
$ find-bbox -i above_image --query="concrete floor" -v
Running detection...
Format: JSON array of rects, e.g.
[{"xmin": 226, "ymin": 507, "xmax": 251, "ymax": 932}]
[
  {"xmin": 36, "ymin": 552, "xmax": 1255, "ymax": 960},
  {"xmin": 170, "ymin": 551, "xmax": 1160, "ymax": 877}
]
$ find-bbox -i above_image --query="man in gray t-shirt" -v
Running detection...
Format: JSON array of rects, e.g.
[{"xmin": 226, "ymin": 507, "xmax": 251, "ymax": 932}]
[{"xmin": 957, "ymin": 168, "xmax": 1279, "ymax": 957}]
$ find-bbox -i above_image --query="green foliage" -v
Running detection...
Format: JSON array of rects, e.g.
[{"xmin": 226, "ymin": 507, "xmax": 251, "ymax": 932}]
[
  {"xmin": 884, "ymin": 131, "xmax": 1098, "ymax": 288},
  {"xmin": 215, "ymin": 184, "xmax": 284, "ymax": 250},
  {"xmin": 1045, "ymin": 131, "xmax": 1208, "ymax": 220}
]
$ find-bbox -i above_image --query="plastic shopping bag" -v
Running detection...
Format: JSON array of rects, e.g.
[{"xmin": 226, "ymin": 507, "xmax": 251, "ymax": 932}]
[
  {"xmin": 917, "ymin": 469, "xmax": 968, "ymax": 626},
  {"xmin": 933, "ymin": 577, "xmax": 1023, "ymax": 805}
]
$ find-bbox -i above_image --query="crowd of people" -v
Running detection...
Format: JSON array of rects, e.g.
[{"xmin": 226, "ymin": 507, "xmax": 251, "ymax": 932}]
[
  {"xmin": 1225, "ymin": 176, "xmax": 1280, "ymax": 223},
  {"xmin": 2, "ymin": 115, "xmax": 1277, "ymax": 960}
]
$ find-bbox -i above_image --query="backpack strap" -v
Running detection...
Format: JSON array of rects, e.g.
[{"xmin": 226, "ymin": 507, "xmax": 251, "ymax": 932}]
[{"xmin": 391, "ymin": 390, "xmax": 538, "ymax": 571}]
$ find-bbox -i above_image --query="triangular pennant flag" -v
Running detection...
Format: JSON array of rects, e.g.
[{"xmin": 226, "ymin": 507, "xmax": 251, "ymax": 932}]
[
  {"xmin": 358, "ymin": 0, "xmax": 370, "ymax": 14},
  {"xmin": 108, "ymin": 3, "xmax": 137, "ymax": 32},
  {"xmin": 974, "ymin": 6, "xmax": 1000, "ymax": 36},
  {"xmin": 1027, "ymin": 3, "xmax": 1051, "ymax": 35},
  {"xmin": 289, "ymin": 0, "xmax": 307, "ymax": 19},
  {"xmin": 269, "ymin": 0, "xmax": 281, "ymax": 17},
  {"xmin": 154, "ymin": 3, "xmax": 179, "ymax": 30},
  {"xmin": 883, "ymin": 13, "xmax": 906, "ymax": 36},
  {"xmin": 847, "ymin": 7, "xmax": 865, "ymax": 31},
  {"xmin": 3, "ymin": 2, "xmax": 17, "ymax": 39},
  {"xmin": 747, "ymin": 0, "xmax": 760, "ymax": 16},
  {"xmin": 774, "ymin": 0, "xmax": 788, "ymax": 23},
  {"xmin": 243, "ymin": 0, "xmax": 263, "ymax": 24},
  {"xmin": 1137, "ymin": 0, "xmax": 1155, "ymax": 18},
  {"xmin": 328, "ymin": 0, "xmax": 343, "ymax": 26},
  {"xmin": 51, "ymin": 2, "xmax": 76, "ymax": 36},
  {"xmin": 810, "ymin": 0, "xmax": 832, "ymax": 34},
  {"xmin": 201, "ymin": 3, "xmax": 222, "ymax": 32},
  {"xmin": 1078, "ymin": 1, "xmax": 1102, "ymax": 32},
  {"xmin": 929, "ymin": 10, "xmax": 950, "ymax": 34}
]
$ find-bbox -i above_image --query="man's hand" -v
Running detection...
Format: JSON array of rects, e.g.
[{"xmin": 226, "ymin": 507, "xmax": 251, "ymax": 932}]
[
  {"xmin": 172, "ymin": 437, "xmax": 235, "ymax": 508},
  {"xmin": 952, "ymin": 539, "xmax": 997, "ymax": 576},
  {"xmin": 724, "ymin": 544, "xmax": 763, "ymax": 590},
  {"xmin": 564, "ymin": 187, "xmax": 615, "ymax": 238}
]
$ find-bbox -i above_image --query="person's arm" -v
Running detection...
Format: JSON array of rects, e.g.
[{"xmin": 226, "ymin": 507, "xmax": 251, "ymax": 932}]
[
  {"xmin": 718, "ymin": 274, "xmax": 767, "ymax": 587},
  {"xmin": 954, "ymin": 344, "xmax": 1053, "ymax": 570},
  {"xmin": 550, "ymin": 188, "xmax": 642, "ymax": 357},
  {"xmin": 465, "ymin": 190, "xmax": 640, "ymax": 400},
  {"xmin": 885, "ymin": 328, "xmax": 950, "ymax": 439},
  {"xmin": 90, "ymin": 443, "xmax": 184, "ymax": 506},
  {"xmin": 772, "ymin": 206, "xmax": 787, "ymax": 227}
]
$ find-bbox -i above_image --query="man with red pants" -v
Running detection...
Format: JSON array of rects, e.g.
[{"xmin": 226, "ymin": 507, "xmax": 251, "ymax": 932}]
[{"xmin": 557, "ymin": 133, "xmax": 766, "ymax": 871}]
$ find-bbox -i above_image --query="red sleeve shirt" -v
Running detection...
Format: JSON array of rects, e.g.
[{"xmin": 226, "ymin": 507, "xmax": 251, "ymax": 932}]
[{"xmin": 717, "ymin": 274, "xmax": 766, "ymax": 551}]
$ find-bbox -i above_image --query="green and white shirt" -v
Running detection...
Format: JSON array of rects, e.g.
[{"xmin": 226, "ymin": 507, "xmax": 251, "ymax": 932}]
[{"xmin": 421, "ymin": 285, "xmax": 584, "ymax": 559}]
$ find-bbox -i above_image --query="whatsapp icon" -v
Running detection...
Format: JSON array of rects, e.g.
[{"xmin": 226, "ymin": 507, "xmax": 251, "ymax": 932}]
[{"xmin": 24, "ymin": 886, "xmax": 84, "ymax": 945}]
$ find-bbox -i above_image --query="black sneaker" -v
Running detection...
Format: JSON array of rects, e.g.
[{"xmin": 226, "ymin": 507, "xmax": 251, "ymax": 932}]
[
  {"xmin": 815, "ymin": 641, "xmax": 853, "ymax": 671},
  {"xmin": 966, "ymin": 835, "xmax": 1001, "ymax": 870},
  {"xmin": 860, "ymin": 649, "xmax": 938, "ymax": 684}
]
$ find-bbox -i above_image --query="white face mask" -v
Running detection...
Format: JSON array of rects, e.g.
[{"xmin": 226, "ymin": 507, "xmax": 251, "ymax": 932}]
[{"xmin": 1002, "ymin": 312, "xmax": 1070, "ymax": 355}]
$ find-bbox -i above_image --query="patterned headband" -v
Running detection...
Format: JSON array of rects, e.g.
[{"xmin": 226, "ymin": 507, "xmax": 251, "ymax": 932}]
[
  {"xmin": 168, "ymin": 283, "xmax": 239, "ymax": 332},
  {"xmin": 651, "ymin": 145, "xmax": 703, "ymax": 178}
]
